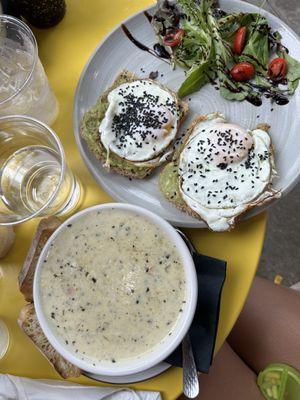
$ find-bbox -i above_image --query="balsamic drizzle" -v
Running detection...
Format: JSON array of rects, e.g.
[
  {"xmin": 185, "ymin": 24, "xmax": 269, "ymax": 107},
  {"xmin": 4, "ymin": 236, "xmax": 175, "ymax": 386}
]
[
  {"xmin": 143, "ymin": 11, "xmax": 153, "ymax": 24},
  {"xmin": 121, "ymin": 24, "xmax": 151, "ymax": 52},
  {"xmin": 121, "ymin": 24, "xmax": 171, "ymax": 64},
  {"xmin": 246, "ymin": 95, "xmax": 263, "ymax": 107},
  {"xmin": 250, "ymin": 78, "xmax": 289, "ymax": 105},
  {"xmin": 153, "ymin": 43, "xmax": 171, "ymax": 59}
]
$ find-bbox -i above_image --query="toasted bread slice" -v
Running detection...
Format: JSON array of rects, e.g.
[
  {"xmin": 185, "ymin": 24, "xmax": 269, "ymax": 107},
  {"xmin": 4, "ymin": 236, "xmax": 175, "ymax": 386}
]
[
  {"xmin": 18, "ymin": 303, "xmax": 81, "ymax": 378},
  {"xmin": 19, "ymin": 217, "xmax": 61, "ymax": 302},
  {"xmin": 159, "ymin": 115, "xmax": 279, "ymax": 230},
  {"xmin": 80, "ymin": 70, "xmax": 188, "ymax": 179}
]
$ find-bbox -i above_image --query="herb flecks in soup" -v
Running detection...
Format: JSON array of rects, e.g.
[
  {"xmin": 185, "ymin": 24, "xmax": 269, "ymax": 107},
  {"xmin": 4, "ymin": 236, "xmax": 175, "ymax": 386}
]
[{"xmin": 40, "ymin": 209, "xmax": 186, "ymax": 364}]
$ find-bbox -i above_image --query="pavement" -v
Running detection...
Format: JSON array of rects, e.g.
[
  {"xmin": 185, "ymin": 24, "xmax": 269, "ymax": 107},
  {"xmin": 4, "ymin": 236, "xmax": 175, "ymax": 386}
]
[
  {"xmin": 256, "ymin": 0, "xmax": 300, "ymax": 286},
  {"xmin": 258, "ymin": 184, "xmax": 300, "ymax": 286}
]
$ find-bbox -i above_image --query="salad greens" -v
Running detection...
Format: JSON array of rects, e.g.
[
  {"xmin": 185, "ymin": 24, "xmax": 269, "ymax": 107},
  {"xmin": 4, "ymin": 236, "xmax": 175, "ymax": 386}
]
[
  {"xmin": 174, "ymin": 17, "xmax": 212, "ymax": 69},
  {"xmin": 177, "ymin": 58, "xmax": 212, "ymax": 97},
  {"xmin": 239, "ymin": 16, "xmax": 269, "ymax": 73},
  {"xmin": 174, "ymin": 0, "xmax": 214, "ymax": 94},
  {"xmin": 152, "ymin": 0, "xmax": 300, "ymax": 104},
  {"xmin": 281, "ymin": 51, "xmax": 300, "ymax": 94},
  {"xmin": 205, "ymin": 2, "xmax": 261, "ymax": 103}
]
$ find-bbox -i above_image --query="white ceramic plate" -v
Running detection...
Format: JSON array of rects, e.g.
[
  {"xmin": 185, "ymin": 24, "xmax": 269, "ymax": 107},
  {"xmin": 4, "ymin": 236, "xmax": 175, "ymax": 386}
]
[
  {"xmin": 84, "ymin": 362, "xmax": 170, "ymax": 384},
  {"xmin": 73, "ymin": 0, "xmax": 300, "ymax": 228}
]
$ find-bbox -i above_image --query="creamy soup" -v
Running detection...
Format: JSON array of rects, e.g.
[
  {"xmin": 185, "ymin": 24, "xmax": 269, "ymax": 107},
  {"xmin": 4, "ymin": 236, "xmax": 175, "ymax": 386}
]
[{"xmin": 39, "ymin": 208, "xmax": 186, "ymax": 364}]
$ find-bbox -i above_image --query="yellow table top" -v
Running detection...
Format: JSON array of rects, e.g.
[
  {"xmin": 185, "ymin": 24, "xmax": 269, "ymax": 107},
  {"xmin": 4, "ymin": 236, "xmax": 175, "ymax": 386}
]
[{"xmin": 0, "ymin": 1, "xmax": 267, "ymax": 399}]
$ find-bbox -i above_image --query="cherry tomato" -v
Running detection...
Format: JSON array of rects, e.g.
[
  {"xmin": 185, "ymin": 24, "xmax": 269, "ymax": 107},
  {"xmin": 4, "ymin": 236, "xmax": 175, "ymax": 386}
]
[
  {"xmin": 268, "ymin": 57, "xmax": 288, "ymax": 82},
  {"xmin": 230, "ymin": 62, "xmax": 255, "ymax": 82},
  {"xmin": 233, "ymin": 26, "xmax": 247, "ymax": 55},
  {"xmin": 163, "ymin": 28, "xmax": 185, "ymax": 47}
]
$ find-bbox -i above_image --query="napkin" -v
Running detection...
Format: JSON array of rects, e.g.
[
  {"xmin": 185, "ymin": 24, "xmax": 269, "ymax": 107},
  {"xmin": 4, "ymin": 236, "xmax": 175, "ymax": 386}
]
[
  {"xmin": 0, "ymin": 374, "xmax": 162, "ymax": 400},
  {"xmin": 165, "ymin": 250, "xmax": 227, "ymax": 374}
]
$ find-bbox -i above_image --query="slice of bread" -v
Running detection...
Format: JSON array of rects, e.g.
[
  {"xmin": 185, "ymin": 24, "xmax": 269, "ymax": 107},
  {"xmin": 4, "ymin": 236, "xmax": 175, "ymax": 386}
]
[
  {"xmin": 19, "ymin": 216, "xmax": 61, "ymax": 302},
  {"xmin": 159, "ymin": 116, "xmax": 278, "ymax": 230},
  {"xmin": 18, "ymin": 303, "xmax": 81, "ymax": 378},
  {"xmin": 80, "ymin": 70, "xmax": 188, "ymax": 179}
]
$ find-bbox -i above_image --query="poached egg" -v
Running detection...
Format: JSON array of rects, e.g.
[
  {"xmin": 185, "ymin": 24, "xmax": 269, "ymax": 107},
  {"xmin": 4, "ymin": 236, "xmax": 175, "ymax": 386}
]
[
  {"xmin": 99, "ymin": 80, "xmax": 180, "ymax": 164},
  {"xmin": 178, "ymin": 113, "xmax": 278, "ymax": 231}
]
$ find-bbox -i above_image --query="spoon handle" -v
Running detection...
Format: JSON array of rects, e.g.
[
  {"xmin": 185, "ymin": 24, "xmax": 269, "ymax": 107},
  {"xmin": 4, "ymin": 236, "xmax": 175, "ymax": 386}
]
[
  {"xmin": 176, "ymin": 229, "xmax": 197, "ymax": 256},
  {"xmin": 182, "ymin": 333, "xmax": 200, "ymax": 398}
]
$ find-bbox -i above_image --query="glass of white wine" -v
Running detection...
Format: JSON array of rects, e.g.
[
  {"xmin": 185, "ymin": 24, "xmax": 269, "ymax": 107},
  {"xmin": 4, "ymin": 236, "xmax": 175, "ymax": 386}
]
[
  {"xmin": 0, "ymin": 115, "xmax": 82, "ymax": 225},
  {"xmin": 0, "ymin": 15, "xmax": 58, "ymax": 125}
]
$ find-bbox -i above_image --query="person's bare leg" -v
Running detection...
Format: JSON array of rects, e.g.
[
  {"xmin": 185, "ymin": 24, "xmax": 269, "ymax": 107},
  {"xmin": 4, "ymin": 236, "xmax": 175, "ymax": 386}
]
[
  {"xmin": 178, "ymin": 341, "xmax": 263, "ymax": 400},
  {"xmin": 228, "ymin": 276, "xmax": 300, "ymax": 373}
]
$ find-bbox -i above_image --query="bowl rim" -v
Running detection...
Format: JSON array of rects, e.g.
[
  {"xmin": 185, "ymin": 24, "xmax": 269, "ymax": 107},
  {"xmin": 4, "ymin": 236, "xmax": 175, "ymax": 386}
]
[{"xmin": 33, "ymin": 203, "xmax": 198, "ymax": 376}]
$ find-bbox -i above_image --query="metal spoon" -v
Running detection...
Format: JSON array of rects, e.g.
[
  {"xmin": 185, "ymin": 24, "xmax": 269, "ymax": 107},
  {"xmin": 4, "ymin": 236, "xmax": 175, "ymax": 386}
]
[
  {"xmin": 176, "ymin": 229, "xmax": 200, "ymax": 398},
  {"xmin": 176, "ymin": 229, "xmax": 197, "ymax": 256},
  {"xmin": 182, "ymin": 333, "xmax": 200, "ymax": 398}
]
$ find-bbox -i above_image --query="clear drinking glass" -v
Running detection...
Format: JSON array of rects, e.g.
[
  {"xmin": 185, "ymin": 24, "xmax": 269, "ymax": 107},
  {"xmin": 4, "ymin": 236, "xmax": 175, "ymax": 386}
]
[
  {"xmin": 0, "ymin": 15, "xmax": 59, "ymax": 126},
  {"xmin": 0, "ymin": 115, "xmax": 82, "ymax": 225}
]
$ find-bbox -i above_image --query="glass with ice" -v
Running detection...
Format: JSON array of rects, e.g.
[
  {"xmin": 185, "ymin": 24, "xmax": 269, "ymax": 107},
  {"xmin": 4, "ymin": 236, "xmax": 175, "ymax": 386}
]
[{"xmin": 0, "ymin": 15, "xmax": 58, "ymax": 125}]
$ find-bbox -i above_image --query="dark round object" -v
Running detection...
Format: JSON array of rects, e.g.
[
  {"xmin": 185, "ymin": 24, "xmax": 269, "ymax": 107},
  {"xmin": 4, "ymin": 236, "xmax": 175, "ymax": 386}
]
[{"xmin": 18, "ymin": 0, "xmax": 66, "ymax": 28}]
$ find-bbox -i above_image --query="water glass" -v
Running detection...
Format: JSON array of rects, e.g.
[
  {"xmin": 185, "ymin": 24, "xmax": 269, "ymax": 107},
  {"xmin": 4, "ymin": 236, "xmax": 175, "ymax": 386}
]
[
  {"xmin": 0, "ymin": 115, "xmax": 82, "ymax": 225},
  {"xmin": 0, "ymin": 15, "xmax": 58, "ymax": 126}
]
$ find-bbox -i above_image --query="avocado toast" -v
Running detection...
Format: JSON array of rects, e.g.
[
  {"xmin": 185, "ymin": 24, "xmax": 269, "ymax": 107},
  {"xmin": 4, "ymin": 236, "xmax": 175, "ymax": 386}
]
[
  {"xmin": 159, "ymin": 113, "xmax": 279, "ymax": 231},
  {"xmin": 80, "ymin": 70, "xmax": 188, "ymax": 179}
]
